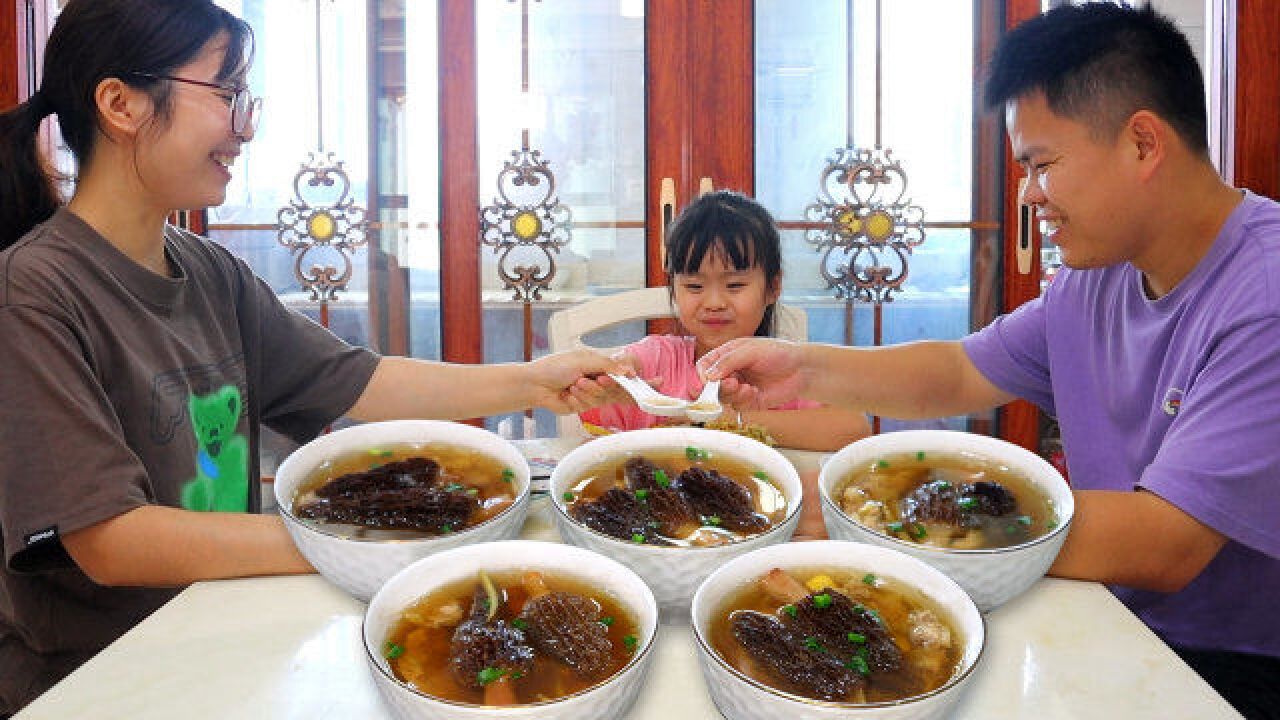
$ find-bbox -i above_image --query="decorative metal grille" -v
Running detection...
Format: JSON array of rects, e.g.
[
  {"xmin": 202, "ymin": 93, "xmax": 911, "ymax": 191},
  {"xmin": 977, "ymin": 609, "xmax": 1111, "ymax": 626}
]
[
  {"xmin": 805, "ymin": 146, "xmax": 926, "ymax": 304},
  {"xmin": 276, "ymin": 151, "xmax": 369, "ymax": 302},
  {"xmin": 480, "ymin": 148, "xmax": 572, "ymax": 302}
]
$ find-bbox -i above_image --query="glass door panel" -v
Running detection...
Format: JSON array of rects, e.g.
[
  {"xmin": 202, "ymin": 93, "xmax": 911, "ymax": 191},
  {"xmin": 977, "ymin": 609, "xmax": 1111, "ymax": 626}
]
[
  {"xmin": 210, "ymin": 0, "xmax": 373, "ymax": 347},
  {"xmin": 756, "ymin": 0, "xmax": 1000, "ymax": 434},
  {"xmin": 475, "ymin": 0, "xmax": 646, "ymax": 438}
]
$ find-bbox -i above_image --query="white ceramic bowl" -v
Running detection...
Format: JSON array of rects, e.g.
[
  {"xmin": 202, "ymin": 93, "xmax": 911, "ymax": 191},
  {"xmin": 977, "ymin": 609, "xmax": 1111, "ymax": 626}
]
[
  {"xmin": 275, "ymin": 420, "xmax": 531, "ymax": 602},
  {"xmin": 819, "ymin": 430, "xmax": 1075, "ymax": 611},
  {"xmin": 690, "ymin": 541, "xmax": 984, "ymax": 720},
  {"xmin": 548, "ymin": 427, "xmax": 802, "ymax": 621},
  {"xmin": 363, "ymin": 540, "xmax": 658, "ymax": 720}
]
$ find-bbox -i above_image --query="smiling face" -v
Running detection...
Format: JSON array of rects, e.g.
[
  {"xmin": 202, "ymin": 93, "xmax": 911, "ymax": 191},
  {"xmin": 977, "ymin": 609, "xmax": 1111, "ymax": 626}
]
[
  {"xmin": 133, "ymin": 35, "xmax": 250, "ymax": 211},
  {"xmin": 1007, "ymin": 91, "xmax": 1147, "ymax": 270},
  {"xmin": 672, "ymin": 246, "xmax": 780, "ymax": 359}
]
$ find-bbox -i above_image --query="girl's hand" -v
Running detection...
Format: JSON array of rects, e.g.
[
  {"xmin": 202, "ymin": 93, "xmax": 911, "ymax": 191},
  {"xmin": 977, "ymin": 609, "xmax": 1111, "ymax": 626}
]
[
  {"xmin": 696, "ymin": 337, "xmax": 808, "ymax": 409},
  {"xmin": 527, "ymin": 349, "xmax": 628, "ymax": 414}
]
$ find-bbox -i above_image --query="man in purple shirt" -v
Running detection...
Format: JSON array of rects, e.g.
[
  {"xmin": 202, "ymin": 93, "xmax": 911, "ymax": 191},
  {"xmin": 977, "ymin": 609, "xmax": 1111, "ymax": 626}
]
[{"xmin": 698, "ymin": 5, "xmax": 1279, "ymax": 718}]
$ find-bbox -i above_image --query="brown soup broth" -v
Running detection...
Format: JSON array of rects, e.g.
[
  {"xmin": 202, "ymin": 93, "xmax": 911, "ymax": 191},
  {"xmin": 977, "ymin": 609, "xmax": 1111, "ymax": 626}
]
[
  {"xmin": 566, "ymin": 449, "xmax": 787, "ymax": 546},
  {"xmin": 294, "ymin": 442, "xmax": 515, "ymax": 539},
  {"xmin": 709, "ymin": 568, "xmax": 961, "ymax": 703},
  {"xmin": 385, "ymin": 572, "xmax": 640, "ymax": 705},
  {"xmin": 837, "ymin": 451, "xmax": 1056, "ymax": 549}
]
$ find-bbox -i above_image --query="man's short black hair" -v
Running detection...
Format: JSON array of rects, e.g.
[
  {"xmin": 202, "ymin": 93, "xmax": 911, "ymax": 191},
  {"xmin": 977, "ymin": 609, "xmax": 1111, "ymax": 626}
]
[{"xmin": 984, "ymin": 2, "xmax": 1208, "ymax": 155}]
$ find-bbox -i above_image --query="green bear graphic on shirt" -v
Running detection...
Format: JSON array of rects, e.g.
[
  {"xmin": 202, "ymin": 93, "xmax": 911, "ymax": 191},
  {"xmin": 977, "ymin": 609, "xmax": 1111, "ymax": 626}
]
[{"xmin": 181, "ymin": 385, "xmax": 249, "ymax": 512}]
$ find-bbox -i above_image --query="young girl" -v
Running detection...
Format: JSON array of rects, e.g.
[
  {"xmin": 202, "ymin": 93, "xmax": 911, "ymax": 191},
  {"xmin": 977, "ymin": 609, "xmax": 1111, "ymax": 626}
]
[
  {"xmin": 580, "ymin": 191, "xmax": 871, "ymax": 452},
  {"xmin": 0, "ymin": 1, "xmax": 615, "ymax": 712}
]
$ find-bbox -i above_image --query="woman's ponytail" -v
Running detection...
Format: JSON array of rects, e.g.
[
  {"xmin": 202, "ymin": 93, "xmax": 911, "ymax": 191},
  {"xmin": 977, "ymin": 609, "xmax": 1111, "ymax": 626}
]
[{"xmin": 0, "ymin": 93, "xmax": 62, "ymax": 250}]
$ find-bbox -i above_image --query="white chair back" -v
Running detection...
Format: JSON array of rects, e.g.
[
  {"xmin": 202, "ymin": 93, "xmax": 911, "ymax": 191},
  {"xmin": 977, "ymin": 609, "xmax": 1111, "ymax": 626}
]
[{"xmin": 546, "ymin": 287, "xmax": 807, "ymax": 437}]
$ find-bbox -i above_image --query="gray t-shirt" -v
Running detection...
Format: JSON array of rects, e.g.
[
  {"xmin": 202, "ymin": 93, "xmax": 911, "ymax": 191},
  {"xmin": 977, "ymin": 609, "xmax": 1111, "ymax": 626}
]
[{"xmin": 0, "ymin": 209, "xmax": 379, "ymax": 712}]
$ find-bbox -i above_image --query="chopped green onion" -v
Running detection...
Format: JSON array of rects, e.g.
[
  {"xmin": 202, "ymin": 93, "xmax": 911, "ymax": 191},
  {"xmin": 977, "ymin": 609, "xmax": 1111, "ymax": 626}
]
[
  {"xmin": 466, "ymin": 487, "xmax": 479, "ymax": 496},
  {"xmin": 781, "ymin": 604, "xmax": 798, "ymax": 618},
  {"xmin": 563, "ymin": 491, "xmax": 576, "ymax": 502},
  {"xmin": 623, "ymin": 634, "xmax": 638, "ymax": 651},
  {"xmin": 847, "ymin": 632, "xmax": 867, "ymax": 644},
  {"xmin": 910, "ymin": 523, "xmax": 927, "ymax": 540},
  {"xmin": 886, "ymin": 521, "xmax": 904, "ymax": 533},
  {"xmin": 477, "ymin": 667, "xmax": 506, "ymax": 685},
  {"xmin": 812, "ymin": 593, "xmax": 833, "ymax": 609},
  {"xmin": 704, "ymin": 515, "xmax": 722, "ymax": 527},
  {"xmin": 1017, "ymin": 515, "xmax": 1033, "ymax": 526},
  {"xmin": 958, "ymin": 497, "xmax": 977, "ymax": 510},
  {"xmin": 862, "ymin": 573, "xmax": 877, "ymax": 586},
  {"xmin": 635, "ymin": 489, "xmax": 650, "ymax": 501},
  {"xmin": 916, "ymin": 451, "xmax": 926, "ymax": 461},
  {"xmin": 868, "ymin": 609, "xmax": 884, "ymax": 626},
  {"xmin": 876, "ymin": 459, "xmax": 890, "ymax": 469},
  {"xmin": 631, "ymin": 533, "xmax": 646, "ymax": 544},
  {"xmin": 439, "ymin": 523, "xmax": 453, "ymax": 534},
  {"xmin": 932, "ymin": 480, "xmax": 951, "ymax": 490},
  {"xmin": 510, "ymin": 671, "xmax": 524, "ymax": 680},
  {"xmin": 802, "ymin": 636, "xmax": 824, "ymax": 652},
  {"xmin": 685, "ymin": 446, "xmax": 708, "ymax": 461},
  {"xmin": 501, "ymin": 468, "xmax": 514, "ymax": 483},
  {"xmin": 655, "ymin": 469, "xmax": 671, "ymax": 488},
  {"xmin": 752, "ymin": 470, "xmax": 769, "ymax": 481},
  {"xmin": 383, "ymin": 641, "xmax": 404, "ymax": 659},
  {"xmin": 846, "ymin": 655, "xmax": 870, "ymax": 675},
  {"xmin": 1005, "ymin": 524, "xmax": 1020, "ymax": 535},
  {"xmin": 444, "ymin": 482, "xmax": 465, "ymax": 492},
  {"xmin": 512, "ymin": 618, "xmax": 529, "ymax": 630},
  {"xmin": 600, "ymin": 616, "xmax": 615, "ymax": 627},
  {"xmin": 1046, "ymin": 519, "xmax": 1059, "ymax": 530}
]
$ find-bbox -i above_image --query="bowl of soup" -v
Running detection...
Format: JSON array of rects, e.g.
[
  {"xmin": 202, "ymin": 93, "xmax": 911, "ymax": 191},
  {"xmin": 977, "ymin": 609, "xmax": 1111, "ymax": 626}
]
[
  {"xmin": 691, "ymin": 540, "xmax": 984, "ymax": 720},
  {"xmin": 275, "ymin": 420, "xmax": 531, "ymax": 601},
  {"xmin": 548, "ymin": 427, "xmax": 801, "ymax": 621},
  {"xmin": 364, "ymin": 540, "xmax": 658, "ymax": 720},
  {"xmin": 819, "ymin": 430, "xmax": 1074, "ymax": 611}
]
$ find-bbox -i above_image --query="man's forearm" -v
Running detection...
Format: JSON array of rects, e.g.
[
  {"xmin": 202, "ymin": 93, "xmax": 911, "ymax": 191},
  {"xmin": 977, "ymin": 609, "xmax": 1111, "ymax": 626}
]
[
  {"xmin": 1048, "ymin": 489, "xmax": 1226, "ymax": 592},
  {"xmin": 803, "ymin": 341, "xmax": 1013, "ymax": 419}
]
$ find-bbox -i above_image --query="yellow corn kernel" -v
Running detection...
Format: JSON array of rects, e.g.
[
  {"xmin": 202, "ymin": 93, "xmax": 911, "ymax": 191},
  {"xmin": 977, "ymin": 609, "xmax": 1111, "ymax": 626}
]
[{"xmin": 806, "ymin": 574, "xmax": 835, "ymax": 592}]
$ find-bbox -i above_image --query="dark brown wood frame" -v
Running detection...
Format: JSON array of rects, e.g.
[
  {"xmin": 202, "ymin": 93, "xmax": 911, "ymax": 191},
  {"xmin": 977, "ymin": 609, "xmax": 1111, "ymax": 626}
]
[
  {"xmin": 1234, "ymin": 0, "xmax": 1280, "ymax": 200},
  {"xmin": 438, "ymin": 0, "xmax": 482, "ymax": 365}
]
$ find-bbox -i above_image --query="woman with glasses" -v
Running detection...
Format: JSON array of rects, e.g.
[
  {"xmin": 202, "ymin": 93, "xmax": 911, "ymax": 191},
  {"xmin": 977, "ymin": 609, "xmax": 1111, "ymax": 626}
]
[{"xmin": 0, "ymin": 1, "xmax": 619, "ymax": 713}]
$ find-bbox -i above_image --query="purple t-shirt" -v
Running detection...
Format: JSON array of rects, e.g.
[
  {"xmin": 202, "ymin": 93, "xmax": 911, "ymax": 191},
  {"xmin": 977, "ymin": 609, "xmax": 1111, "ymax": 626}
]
[{"xmin": 963, "ymin": 190, "xmax": 1280, "ymax": 657}]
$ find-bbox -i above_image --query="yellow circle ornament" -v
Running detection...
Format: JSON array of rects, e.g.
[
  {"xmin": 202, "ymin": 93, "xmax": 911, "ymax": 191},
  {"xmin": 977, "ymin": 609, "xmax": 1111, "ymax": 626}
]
[
  {"xmin": 865, "ymin": 210, "xmax": 895, "ymax": 242},
  {"xmin": 512, "ymin": 211, "xmax": 542, "ymax": 240},
  {"xmin": 836, "ymin": 209, "xmax": 863, "ymax": 237},
  {"xmin": 307, "ymin": 211, "xmax": 336, "ymax": 242}
]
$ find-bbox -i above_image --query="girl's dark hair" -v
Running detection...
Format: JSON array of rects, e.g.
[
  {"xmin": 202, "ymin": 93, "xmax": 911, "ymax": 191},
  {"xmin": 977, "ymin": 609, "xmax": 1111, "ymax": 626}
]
[
  {"xmin": 0, "ymin": 0, "xmax": 252, "ymax": 250},
  {"xmin": 664, "ymin": 190, "xmax": 783, "ymax": 337}
]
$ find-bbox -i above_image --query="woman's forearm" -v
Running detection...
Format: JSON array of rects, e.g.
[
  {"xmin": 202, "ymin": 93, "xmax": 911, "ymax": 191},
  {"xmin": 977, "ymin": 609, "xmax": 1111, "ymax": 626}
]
[{"xmin": 61, "ymin": 505, "xmax": 313, "ymax": 587}]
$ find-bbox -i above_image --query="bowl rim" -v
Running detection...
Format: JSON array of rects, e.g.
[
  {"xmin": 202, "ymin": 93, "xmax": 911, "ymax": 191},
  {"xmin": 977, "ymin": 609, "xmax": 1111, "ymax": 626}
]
[
  {"xmin": 689, "ymin": 544, "xmax": 987, "ymax": 709},
  {"xmin": 361, "ymin": 540, "xmax": 658, "ymax": 709},
  {"xmin": 547, "ymin": 428, "xmax": 802, "ymax": 552},
  {"xmin": 820, "ymin": 429, "xmax": 1074, "ymax": 556},
  {"xmin": 275, "ymin": 420, "xmax": 532, "ymax": 545}
]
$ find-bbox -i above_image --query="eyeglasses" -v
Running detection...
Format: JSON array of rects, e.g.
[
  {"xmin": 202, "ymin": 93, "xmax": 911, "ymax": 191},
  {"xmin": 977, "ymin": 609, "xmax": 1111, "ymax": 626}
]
[{"xmin": 128, "ymin": 72, "xmax": 262, "ymax": 138}]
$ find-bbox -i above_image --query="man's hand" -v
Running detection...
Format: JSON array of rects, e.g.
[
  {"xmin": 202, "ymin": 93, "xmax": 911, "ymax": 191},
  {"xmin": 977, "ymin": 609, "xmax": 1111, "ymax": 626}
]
[{"xmin": 696, "ymin": 337, "xmax": 809, "ymax": 409}]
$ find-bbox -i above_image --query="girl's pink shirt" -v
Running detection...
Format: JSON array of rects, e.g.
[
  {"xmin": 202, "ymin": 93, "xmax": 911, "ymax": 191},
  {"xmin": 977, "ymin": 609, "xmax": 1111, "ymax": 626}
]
[{"xmin": 580, "ymin": 334, "xmax": 819, "ymax": 431}]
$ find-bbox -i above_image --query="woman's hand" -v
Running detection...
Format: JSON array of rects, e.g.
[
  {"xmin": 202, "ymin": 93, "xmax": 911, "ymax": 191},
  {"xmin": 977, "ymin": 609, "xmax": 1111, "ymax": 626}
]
[
  {"xmin": 527, "ymin": 348, "xmax": 630, "ymax": 414},
  {"xmin": 696, "ymin": 337, "xmax": 809, "ymax": 410}
]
